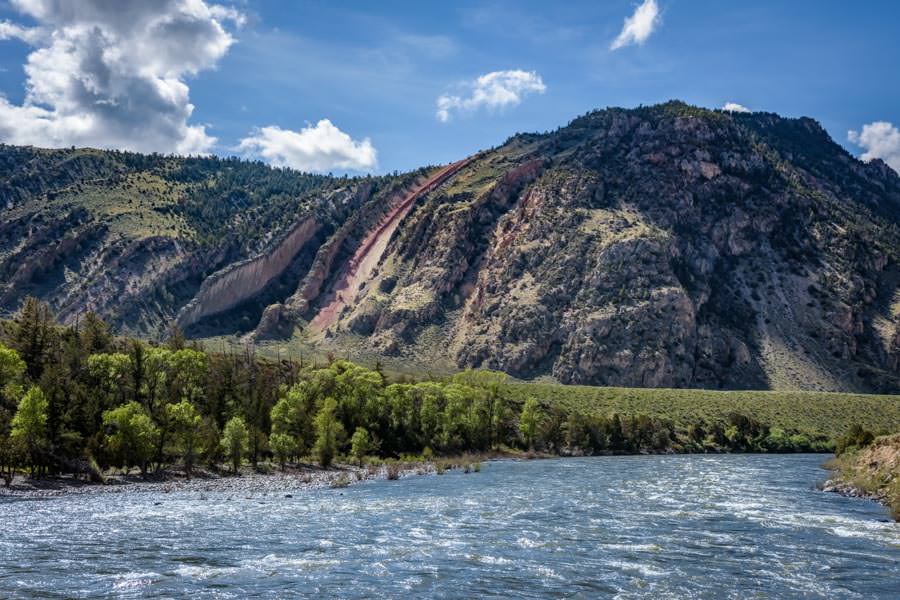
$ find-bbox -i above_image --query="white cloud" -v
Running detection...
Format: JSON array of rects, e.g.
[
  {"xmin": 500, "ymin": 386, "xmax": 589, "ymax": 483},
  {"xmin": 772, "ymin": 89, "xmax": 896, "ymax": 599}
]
[
  {"xmin": 0, "ymin": 0, "xmax": 243, "ymax": 154},
  {"xmin": 238, "ymin": 120, "xmax": 377, "ymax": 173},
  {"xmin": 610, "ymin": 0, "xmax": 660, "ymax": 51},
  {"xmin": 848, "ymin": 121, "xmax": 900, "ymax": 174},
  {"xmin": 436, "ymin": 69, "xmax": 545, "ymax": 122},
  {"xmin": 723, "ymin": 102, "xmax": 751, "ymax": 113}
]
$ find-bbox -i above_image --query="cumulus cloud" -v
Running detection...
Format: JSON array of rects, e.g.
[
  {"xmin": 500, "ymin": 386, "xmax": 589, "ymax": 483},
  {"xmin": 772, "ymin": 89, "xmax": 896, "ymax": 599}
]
[
  {"xmin": 723, "ymin": 102, "xmax": 751, "ymax": 113},
  {"xmin": 610, "ymin": 0, "xmax": 660, "ymax": 51},
  {"xmin": 238, "ymin": 120, "xmax": 377, "ymax": 173},
  {"xmin": 0, "ymin": 0, "xmax": 243, "ymax": 154},
  {"xmin": 436, "ymin": 69, "xmax": 545, "ymax": 122},
  {"xmin": 848, "ymin": 121, "xmax": 900, "ymax": 174}
]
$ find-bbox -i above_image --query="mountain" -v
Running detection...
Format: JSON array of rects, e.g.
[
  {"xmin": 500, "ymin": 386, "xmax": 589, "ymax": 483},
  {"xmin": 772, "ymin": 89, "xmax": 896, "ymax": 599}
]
[{"xmin": 3, "ymin": 101, "xmax": 900, "ymax": 392}]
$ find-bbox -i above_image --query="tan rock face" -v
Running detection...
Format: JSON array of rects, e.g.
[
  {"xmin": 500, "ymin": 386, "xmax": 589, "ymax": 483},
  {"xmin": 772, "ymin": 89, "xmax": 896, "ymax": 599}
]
[{"xmin": 176, "ymin": 217, "xmax": 319, "ymax": 329}]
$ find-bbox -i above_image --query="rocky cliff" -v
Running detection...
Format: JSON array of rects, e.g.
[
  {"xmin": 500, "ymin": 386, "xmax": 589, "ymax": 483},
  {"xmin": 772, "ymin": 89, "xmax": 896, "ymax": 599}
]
[
  {"xmin": 315, "ymin": 102, "xmax": 900, "ymax": 392},
  {"xmin": 3, "ymin": 102, "xmax": 900, "ymax": 392}
]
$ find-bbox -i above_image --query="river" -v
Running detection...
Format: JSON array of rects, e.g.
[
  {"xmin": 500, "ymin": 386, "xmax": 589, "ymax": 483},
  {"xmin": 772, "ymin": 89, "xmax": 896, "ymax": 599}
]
[{"xmin": 1, "ymin": 455, "xmax": 898, "ymax": 598}]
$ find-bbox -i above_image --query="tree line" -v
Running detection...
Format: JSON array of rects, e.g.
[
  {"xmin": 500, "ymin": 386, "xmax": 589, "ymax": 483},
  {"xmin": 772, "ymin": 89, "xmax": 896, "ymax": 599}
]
[{"xmin": 0, "ymin": 298, "xmax": 832, "ymax": 484}]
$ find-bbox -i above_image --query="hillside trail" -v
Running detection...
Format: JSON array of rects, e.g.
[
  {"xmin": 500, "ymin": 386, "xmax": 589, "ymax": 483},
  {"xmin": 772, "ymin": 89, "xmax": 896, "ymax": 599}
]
[{"xmin": 309, "ymin": 157, "xmax": 473, "ymax": 332}]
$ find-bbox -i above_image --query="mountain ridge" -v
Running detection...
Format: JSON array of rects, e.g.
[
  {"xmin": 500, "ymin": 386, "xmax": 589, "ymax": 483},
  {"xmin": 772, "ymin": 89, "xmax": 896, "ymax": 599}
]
[{"xmin": 3, "ymin": 101, "xmax": 900, "ymax": 392}]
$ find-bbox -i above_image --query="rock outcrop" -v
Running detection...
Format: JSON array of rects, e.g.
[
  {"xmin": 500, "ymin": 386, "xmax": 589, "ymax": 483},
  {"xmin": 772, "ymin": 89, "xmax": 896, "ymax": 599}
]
[
  {"xmin": 3, "ymin": 102, "xmax": 900, "ymax": 392},
  {"xmin": 176, "ymin": 217, "xmax": 319, "ymax": 329}
]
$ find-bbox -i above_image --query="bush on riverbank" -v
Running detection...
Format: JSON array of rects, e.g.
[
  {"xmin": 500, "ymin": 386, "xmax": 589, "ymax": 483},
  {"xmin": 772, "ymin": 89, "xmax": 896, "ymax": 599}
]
[{"xmin": 826, "ymin": 431, "xmax": 900, "ymax": 520}]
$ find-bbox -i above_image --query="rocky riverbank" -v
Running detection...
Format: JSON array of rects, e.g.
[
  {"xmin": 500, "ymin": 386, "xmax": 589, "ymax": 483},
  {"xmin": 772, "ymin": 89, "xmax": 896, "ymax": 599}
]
[
  {"xmin": 0, "ymin": 462, "xmax": 440, "ymax": 499},
  {"xmin": 821, "ymin": 434, "xmax": 900, "ymax": 520}
]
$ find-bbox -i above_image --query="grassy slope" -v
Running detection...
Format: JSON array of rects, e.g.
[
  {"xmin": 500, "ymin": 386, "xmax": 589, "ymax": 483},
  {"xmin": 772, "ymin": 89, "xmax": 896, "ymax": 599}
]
[
  {"xmin": 226, "ymin": 336, "xmax": 900, "ymax": 441},
  {"xmin": 508, "ymin": 382, "xmax": 900, "ymax": 440}
]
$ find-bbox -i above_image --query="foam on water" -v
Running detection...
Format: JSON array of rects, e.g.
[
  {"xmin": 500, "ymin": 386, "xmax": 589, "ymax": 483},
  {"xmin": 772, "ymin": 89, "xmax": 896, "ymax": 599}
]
[{"xmin": 2, "ymin": 454, "xmax": 898, "ymax": 599}]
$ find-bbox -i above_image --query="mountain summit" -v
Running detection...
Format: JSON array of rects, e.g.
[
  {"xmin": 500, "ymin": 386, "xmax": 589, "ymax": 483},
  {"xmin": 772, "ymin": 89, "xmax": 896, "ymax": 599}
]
[{"xmin": 3, "ymin": 101, "xmax": 899, "ymax": 392}]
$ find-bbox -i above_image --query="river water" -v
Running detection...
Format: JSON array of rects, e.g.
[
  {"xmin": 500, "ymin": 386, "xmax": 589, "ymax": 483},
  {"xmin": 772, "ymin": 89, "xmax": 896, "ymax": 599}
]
[{"xmin": 2, "ymin": 455, "xmax": 898, "ymax": 598}]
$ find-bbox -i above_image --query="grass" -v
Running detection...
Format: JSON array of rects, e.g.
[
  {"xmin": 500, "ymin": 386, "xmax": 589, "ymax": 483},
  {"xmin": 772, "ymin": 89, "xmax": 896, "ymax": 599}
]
[
  {"xmin": 44, "ymin": 170, "xmax": 189, "ymax": 239},
  {"xmin": 509, "ymin": 382, "xmax": 900, "ymax": 440},
  {"xmin": 826, "ymin": 434, "xmax": 900, "ymax": 519},
  {"xmin": 200, "ymin": 328, "xmax": 900, "ymax": 443}
]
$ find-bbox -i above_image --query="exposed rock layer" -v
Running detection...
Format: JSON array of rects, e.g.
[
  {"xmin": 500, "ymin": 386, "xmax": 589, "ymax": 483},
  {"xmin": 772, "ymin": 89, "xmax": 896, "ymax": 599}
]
[{"xmin": 2, "ymin": 102, "xmax": 900, "ymax": 392}]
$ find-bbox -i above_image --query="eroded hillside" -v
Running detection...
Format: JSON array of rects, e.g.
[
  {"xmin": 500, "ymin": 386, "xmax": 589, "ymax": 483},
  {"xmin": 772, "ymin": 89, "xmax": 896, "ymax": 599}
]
[{"xmin": 3, "ymin": 102, "xmax": 900, "ymax": 392}]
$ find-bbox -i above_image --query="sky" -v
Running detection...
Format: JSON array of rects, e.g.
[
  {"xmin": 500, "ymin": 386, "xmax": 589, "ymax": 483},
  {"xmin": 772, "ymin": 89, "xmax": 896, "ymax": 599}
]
[{"xmin": 0, "ymin": 0, "xmax": 898, "ymax": 175}]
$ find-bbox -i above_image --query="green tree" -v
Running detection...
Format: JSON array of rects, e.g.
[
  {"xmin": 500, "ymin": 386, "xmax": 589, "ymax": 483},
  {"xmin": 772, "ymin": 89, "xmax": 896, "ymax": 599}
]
[
  {"xmin": 102, "ymin": 401, "xmax": 158, "ymax": 478},
  {"xmin": 608, "ymin": 414, "xmax": 625, "ymax": 451},
  {"xmin": 269, "ymin": 432, "xmax": 295, "ymax": 471},
  {"xmin": 11, "ymin": 297, "xmax": 55, "ymax": 380},
  {"xmin": 0, "ymin": 343, "xmax": 26, "ymax": 409},
  {"xmin": 414, "ymin": 382, "xmax": 443, "ymax": 449},
  {"xmin": 313, "ymin": 398, "xmax": 345, "ymax": 468},
  {"xmin": 0, "ymin": 434, "xmax": 25, "ymax": 486},
  {"xmin": 350, "ymin": 427, "xmax": 375, "ymax": 466},
  {"xmin": 518, "ymin": 397, "xmax": 542, "ymax": 450},
  {"xmin": 11, "ymin": 387, "xmax": 49, "ymax": 476},
  {"xmin": 440, "ymin": 384, "xmax": 471, "ymax": 451},
  {"xmin": 270, "ymin": 382, "xmax": 315, "ymax": 462},
  {"xmin": 166, "ymin": 400, "xmax": 206, "ymax": 479},
  {"xmin": 565, "ymin": 410, "xmax": 591, "ymax": 452},
  {"xmin": 0, "ymin": 344, "xmax": 27, "ymax": 481},
  {"xmin": 87, "ymin": 353, "xmax": 132, "ymax": 411},
  {"xmin": 220, "ymin": 416, "xmax": 249, "ymax": 474}
]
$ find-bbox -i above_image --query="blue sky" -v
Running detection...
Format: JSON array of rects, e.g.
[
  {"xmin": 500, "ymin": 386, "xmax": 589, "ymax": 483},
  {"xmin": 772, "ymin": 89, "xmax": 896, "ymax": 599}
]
[{"xmin": 0, "ymin": 0, "xmax": 898, "ymax": 174}]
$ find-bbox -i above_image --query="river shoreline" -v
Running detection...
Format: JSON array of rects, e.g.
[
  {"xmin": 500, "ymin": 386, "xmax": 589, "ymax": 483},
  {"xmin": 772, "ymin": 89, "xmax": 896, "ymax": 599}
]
[
  {"xmin": 0, "ymin": 453, "xmax": 508, "ymax": 499},
  {"xmin": 0, "ymin": 462, "xmax": 442, "ymax": 499},
  {"xmin": 819, "ymin": 434, "xmax": 900, "ymax": 520},
  {"xmin": 1, "ymin": 450, "xmax": 842, "ymax": 500}
]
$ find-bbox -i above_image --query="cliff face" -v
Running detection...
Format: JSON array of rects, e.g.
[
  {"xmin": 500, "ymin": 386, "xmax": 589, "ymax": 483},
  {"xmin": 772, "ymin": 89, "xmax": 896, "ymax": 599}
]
[
  {"xmin": 3, "ymin": 102, "xmax": 900, "ymax": 392},
  {"xmin": 176, "ymin": 217, "xmax": 319, "ymax": 329}
]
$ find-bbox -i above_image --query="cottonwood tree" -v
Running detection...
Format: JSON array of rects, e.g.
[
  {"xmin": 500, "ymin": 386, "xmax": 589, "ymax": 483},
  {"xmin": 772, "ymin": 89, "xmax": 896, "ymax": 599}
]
[
  {"xmin": 518, "ymin": 397, "xmax": 543, "ymax": 451},
  {"xmin": 102, "ymin": 401, "xmax": 158, "ymax": 478},
  {"xmin": 350, "ymin": 427, "xmax": 375, "ymax": 466},
  {"xmin": 11, "ymin": 386, "xmax": 48, "ymax": 477},
  {"xmin": 166, "ymin": 400, "xmax": 207, "ymax": 479},
  {"xmin": 313, "ymin": 398, "xmax": 345, "ymax": 468},
  {"xmin": 220, "ymin": 416, "xmax": 249, "ymax": 474},
  {"xmin": 269, "ymin": 382, "xmax": 315, "ymax": 465}
]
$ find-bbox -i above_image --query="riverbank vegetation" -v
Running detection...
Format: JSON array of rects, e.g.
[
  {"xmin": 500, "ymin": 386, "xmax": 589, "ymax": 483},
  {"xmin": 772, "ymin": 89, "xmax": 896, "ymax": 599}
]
[
  {"xmin": 1, "ymin": 298, "xmax": 898, "ymax": 486},
  {"xmin": 824, "ymin": 427, "xmax": 900, "ymax": 520}
]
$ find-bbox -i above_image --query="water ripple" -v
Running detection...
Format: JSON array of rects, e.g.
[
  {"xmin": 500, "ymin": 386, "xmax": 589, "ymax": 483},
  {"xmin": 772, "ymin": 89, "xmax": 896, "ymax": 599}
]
[{"xmin": 1, "ymin": 455, "xmax": 898, "ymax": 598}]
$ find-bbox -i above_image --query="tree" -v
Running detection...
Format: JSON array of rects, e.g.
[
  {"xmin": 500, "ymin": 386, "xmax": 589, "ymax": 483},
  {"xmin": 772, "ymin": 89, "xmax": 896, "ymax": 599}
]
[
  {"xmin": 102, "ymin": 401, "xmax": 158, "ymax": 478},
  {"xmin": 565, "ymin": 411, "xmax": 591, "ymax": 452},
  {"xmin": 0, "ymin": 344, "xmax": 27, "ymax": 481},
  {"xmin": 0, "ymin": 434, "xmax": 25, "ymax": 486},
  {"xmin": 220, "ymin": 416, "xmax": 249, "ymax": 474},
  {"xmin": 415, "ymin": 382, "xmax": 443, "ymax": 449},
  {"xmin": 269, "ymin": 382, "xmax": 314, "ymax": 463},
  {"xmin": 518, "ymin": 397, "xmax": 542, "ymax": 450},
  {"xmin": 0, "ymin": 343, "xmax": 26, "ymax": 410},
  {"xmin": 313, "ymin": 398, "xmax": 345, "ymax": 468},
  {"xmin": 440, "ymin": 384, "xmax": 470, "ymax": 451},
  {"xmin": 166, "ymin": 400, "xmax": 206, "ymax": 479},
  {"xmin": 11, "ymin": 387, "xmax": 49, "ymax": 477},
  {"xmin": 350, "ymin": 427, "xmax": 375, "ymax": 466},
  {"xmin": 87, "ymin": 353, "xmax": 132, "ymax": 411},
  {"xmin": 608, "ymin": 414, "xmax": 625, "ymax": 451},
  {"xmin": 269, "ymin": 433, "xmax": 295, "ymax": 471},
  {"xmin": 11, "ymin": 297, "xmax": 55, "ymax": 380}
]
